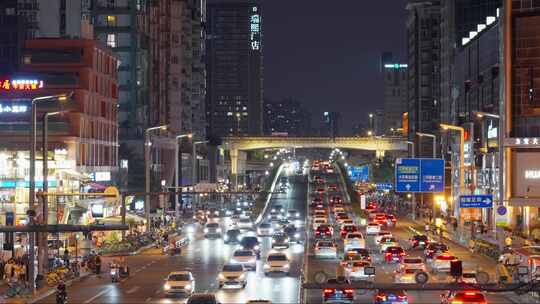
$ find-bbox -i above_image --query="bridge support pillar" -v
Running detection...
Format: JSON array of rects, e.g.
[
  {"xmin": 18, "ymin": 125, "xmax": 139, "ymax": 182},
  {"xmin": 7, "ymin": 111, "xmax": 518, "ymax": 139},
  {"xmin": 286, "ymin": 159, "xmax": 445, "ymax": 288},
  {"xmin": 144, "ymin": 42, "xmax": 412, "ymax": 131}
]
[
  {"xmin": 375, "ymin": 150, "xmax": 386, "ymax": 159},
  {"xmin": 230, "ymin": 149, "xmax": 239, "ymax": 190}
]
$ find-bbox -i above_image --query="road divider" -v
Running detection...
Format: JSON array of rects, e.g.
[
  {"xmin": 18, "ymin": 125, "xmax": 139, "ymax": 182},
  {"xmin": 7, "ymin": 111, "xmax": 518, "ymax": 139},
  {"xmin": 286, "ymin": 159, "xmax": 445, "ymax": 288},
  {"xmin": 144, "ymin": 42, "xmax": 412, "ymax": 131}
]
[{"xmin": 254, "ymin": 163, "xmax": 285, "ymax": 225}]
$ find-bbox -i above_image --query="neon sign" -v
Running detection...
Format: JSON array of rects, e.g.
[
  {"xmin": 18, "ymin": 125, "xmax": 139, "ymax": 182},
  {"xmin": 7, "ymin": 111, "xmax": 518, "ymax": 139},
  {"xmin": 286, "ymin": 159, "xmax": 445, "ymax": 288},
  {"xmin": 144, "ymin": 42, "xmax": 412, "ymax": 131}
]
[
  {"xmin": 0, "ymin": 79, "xmax": 45, "ymax": 91},
  {"xmin": 250, "ymin": 7, "xmax": 261, "ymax": 51},
  {"xmin": 0, "ymin": 104, "xmax": 28, "ymax": 113}
]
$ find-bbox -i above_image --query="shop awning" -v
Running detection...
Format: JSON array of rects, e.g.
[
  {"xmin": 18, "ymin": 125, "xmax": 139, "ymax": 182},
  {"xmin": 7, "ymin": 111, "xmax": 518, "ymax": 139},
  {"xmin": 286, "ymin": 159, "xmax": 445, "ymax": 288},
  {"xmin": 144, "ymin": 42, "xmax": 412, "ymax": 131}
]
[
  {"xmin": 62, "ymin": 169, "xmax": 91, "ymax": 181},
  {"xmin": 97, "ymin": 213, "xmax": 145, "ymax": 225},
  {"xmin": 509, "ymin": 197, "xmax": 540, "ymax": 207}
]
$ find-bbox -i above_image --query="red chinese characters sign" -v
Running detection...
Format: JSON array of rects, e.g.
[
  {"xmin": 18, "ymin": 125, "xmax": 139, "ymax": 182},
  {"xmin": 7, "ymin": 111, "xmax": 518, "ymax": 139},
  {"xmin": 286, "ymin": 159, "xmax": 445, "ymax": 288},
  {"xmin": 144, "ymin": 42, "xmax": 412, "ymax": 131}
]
[{"xmin": 0, "ymin": 79, "xmax": 44, "ymax": 91}]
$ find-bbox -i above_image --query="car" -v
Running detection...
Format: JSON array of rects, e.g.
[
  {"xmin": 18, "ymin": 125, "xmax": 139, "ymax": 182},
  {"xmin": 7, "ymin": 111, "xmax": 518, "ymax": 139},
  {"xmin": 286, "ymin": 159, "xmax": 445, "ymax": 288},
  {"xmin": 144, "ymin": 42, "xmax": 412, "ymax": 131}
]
[
  {"xmin": 366, "ymin": 223, "xmax": 381, "ymax": 235},
  {"xmin": 424, "ymin": 242, "xmax": 449, "ymax": 259},
  {"xmin": 374, "ymin": 290, "xmax": 408, "ymax": 304},
  {"xmin": 344, "ymin": 260, "xmax": 375, "ymax": 281},
  {"xmin": 193, "ymin": 210, "xmax": 207, "ymax": 224},
  {"xmin": 431, "ymin": 253, "xmax": 457, "ymax": 273},
  {"xmin": 315, "ymin": 188, "xmax": 326, "ymax": 194},
  {"xmin": 386, "ymin": 214, "xmax": 397, "ymax": 226},
  {"xmin": 329, "ymin": 196, "xmax": 343, "ymax": 205},
  {"xmin": 271, "ymin": 232, "xmax": 290, "ymax": 249},
  {"xmin": 315, "ymin": 225, "xmax": 333, "ymax": 239},
  {"xmin": 218, "ymin": 264, "xmax": 247, "ymax": 289},
  {"xmin": 237, "ymin": 217, "xmax": 253, "ymax": 229},
  {"xmin": 312, "ymin": 218, "xmax": 328, "ymax": 230},
  {"xmin": 314, "ymin": 209, "xmax": 327, "ymax": 218},
  {"xmin": 264, "ymin": 252, "xmax": 290, "ymax": 275},
  {"xmin": 461, "ymin": 271, "xmax": 477, "ymax": 284},
  {"xmin": 257, "ymin": 223, "xmax": 274, "ymax": 236},
  {"xmin": 384, "ymin": 246, "xmax": 406, "ymax": 263},
  {"xmin": 230, "ymin": 249, "xmax": 257, "ymax": 270},
  {"xmin": 340, "ymin": 224, "xmax": 358, "ymax": 238},
  {"xmin": 375, "ymin": 231, "xmax": 393, "ymax": 244},
  {"xmin": 240, "ymin": 236, "xmax": 261, "ymax": 258},
  {"xmin": 164, "ymin": 271, "xmax": 195, "ymax": 295},
  {"xmin": 224, "ymin": 229, "xmax": 242, "ymax": 244},
  {"xmin": 237, "ymin": 201, "xmax": 253, "ymax": 208},
  {"xmin": 287, "ymin": 209, "xmax": 301, "ymax": 219},
  {"xmin": 394, "ymin": 268, "xmax": 422, "ymax": 284},
  {"xmin": 311, "ymin": 197, "xmax": 324, "ymax": 205},
  {"xmin": 328, "ymin": 184, "xmax": 338, "ymax": 191},
  {"xmin": 277, "ymin": 217, "xmax": 290, "ymax": 228},
  {"xmin": 340, "ymin": 251, "xmax": 366, "ymax": 267},
  {"xmin": 322, "ymin": 278, "xmax": 354, "ymax": 303},
  {"xmin": 314, "ymin": 176, "xmax": 324, "ymax": 184},
  {"xmin": 345, "ymin": 248, "xmax": 371, "ymax": 262},
  {"xmin": 271, "ymin": 205, "xmax": 285, "ymax": 213},
  {"xmin": 410, "ymin": 234, "xmax": 429, "ymax": 249},
  {"xmin": 283, "ymin": 225, "xmax": 302, "ymax": 243},
  {"xmin": 343, "ymin": 232, "xmax": 366, "ymax": 251},
  {"xmin": 206, "ymin": 208, "xmax": 220, "ymax": 217},
  {"xmin": 335, "ymin": 214, "xmax": 352, "ymax": 225},
  {"xmin": 325, "ymin": 167, "xmax": 334, "ymax": 174},
  {"xmin": 269, "ymin": 211, "xmax": 281, "ymax": 221},
  {"xmin": 246, "ymin": 300, "xmax": 272, "ymax": 304},
  {"xmin": 372, "ymin": 214, "xmax": 388, "ymax": 226},
  {"xmin": 366, "ymin": 201, "xmax": 377, "ymax": 211},
  {"xmin": 186, "ymin": 293, "xmax": 220, "ymax": 304},
  {"xmin": 332, "ymin": 206, "xmax": 346, "ymax": 214},
  {"xmin": 441, "ymin": 291, "xmax": 486, "ymax": 304},
  {"xmin": 341, "ymin": 218, "xmax": 354, "ymax": 226},
  {"xmin": 315, "ymin": 240, "xmax": 338, "ymax": 259},
  {"xmin": 204, "ymin": 222, "xmax": 222, "ymax": 238},
  {"xmin": 400, "ymin": 257, "xmax": 426, "ymax": 271},
  {"xmin": 379, "ymin": 237, "xmax": 399, "ymax": 252}
]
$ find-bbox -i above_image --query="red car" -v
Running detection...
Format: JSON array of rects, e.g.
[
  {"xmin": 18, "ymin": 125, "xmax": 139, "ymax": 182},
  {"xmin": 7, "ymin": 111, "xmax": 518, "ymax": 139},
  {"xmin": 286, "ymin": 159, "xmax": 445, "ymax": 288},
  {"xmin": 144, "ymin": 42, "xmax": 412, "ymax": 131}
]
[
  {"xmin": 316, "ymin": 188, "xmax": 326, "ymax": 194},
  {"xmin": 384, "ymin": 246, "xmax": 405, "ymax": 263},
  {"xmin": 323, "ymin": 278, "xmax": 354, "ymax": 303},
  {"xmin": 329, "ymin": 196, "xmax": 343, "ymax": 206},
  {"xmin": 340, "ymin": 224, "xmax": 358, "ymax": 238},
  {"xmin": 328, "ymin": 184, "xmax": 338, "ymax": 191},
  {"xmin": 315, "ymin": 225, "xmax": 333, "ymax": 239},
  {"xmin": 372, "ymin": 214, "xmax": 388, "ymax": 226},
  {"xmin": 366, "ymin": 202, "xmax": 377, "ymax": 211}
]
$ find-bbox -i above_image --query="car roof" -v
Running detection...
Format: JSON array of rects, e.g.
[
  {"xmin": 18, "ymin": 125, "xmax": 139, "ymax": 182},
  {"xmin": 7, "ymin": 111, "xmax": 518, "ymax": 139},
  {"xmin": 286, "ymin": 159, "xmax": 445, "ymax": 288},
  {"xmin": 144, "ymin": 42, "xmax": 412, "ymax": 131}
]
[
  {"xmin": 168, "ymin": 271, "xmax": 191, "ymax": 276},
  {"xmin": 268, "ymin": 252, "xmax": 287, "ymax": 257}
]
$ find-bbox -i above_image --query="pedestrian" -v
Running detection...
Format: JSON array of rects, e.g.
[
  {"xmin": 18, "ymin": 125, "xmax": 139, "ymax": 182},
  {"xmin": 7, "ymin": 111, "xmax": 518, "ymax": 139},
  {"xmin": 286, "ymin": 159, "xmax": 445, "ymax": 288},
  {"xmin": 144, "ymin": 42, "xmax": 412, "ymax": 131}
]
[
  {"xmin": 453, "ymin": 220, "xmax": 458, "ymax": 232},
  {"xmin": 63, "ymin": 248, "xmax": 70, "ymax": 268},
  {"xmin": 95, "ymin": 254, "xmax": 102, "ymax": 275},
  {"xmin": 468, "ymin": 239, "xmax": 475, "ymax": 254}
]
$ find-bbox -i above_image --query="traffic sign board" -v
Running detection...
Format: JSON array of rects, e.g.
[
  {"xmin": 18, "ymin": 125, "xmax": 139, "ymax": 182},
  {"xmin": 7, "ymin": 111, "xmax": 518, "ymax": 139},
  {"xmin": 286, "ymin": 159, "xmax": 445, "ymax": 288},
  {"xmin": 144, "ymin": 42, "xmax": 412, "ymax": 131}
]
[
  {"xmin": 395, "ymin": 158, "xmax": 445, "ymax": 193},
  {"xmin": 459, "ymin": 195, "xmax": 493, "ymax": 208}
]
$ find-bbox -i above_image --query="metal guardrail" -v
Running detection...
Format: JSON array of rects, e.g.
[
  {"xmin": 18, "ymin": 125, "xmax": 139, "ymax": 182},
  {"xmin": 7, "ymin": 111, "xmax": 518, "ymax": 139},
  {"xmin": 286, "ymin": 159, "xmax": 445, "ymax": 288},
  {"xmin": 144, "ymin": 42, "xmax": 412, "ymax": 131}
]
[{"xmin": 302, "ymin": 281, "xmax": 540, "ymax": 292}]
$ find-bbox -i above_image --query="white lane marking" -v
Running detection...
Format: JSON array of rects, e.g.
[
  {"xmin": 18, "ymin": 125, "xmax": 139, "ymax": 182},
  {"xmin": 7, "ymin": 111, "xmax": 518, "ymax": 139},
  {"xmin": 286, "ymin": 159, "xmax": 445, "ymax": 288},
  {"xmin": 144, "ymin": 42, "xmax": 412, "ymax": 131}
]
[
  {"xmin": 145, "ymin": 297, "xmax": 152, "ymax": 302},
  {"xmin": 83, "ymin": 287, "xmax": 111, "ymax": 304},
  {"xmin": 126, "ymin": 286, "xmax": 140, "ymax": 294}
]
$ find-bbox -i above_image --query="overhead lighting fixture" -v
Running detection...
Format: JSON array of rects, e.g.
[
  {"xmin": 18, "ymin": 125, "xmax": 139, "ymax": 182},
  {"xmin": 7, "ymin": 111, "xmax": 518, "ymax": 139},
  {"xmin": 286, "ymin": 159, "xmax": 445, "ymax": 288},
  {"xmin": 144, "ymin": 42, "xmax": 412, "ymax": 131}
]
[
  {"xmin": 462, "ymin": 37, "xmax": 470, "ymax": 46},
  {"xmin": 477, "ymin": 24, "xmax": 486, "ymax": 32},
  {"xmin": 486, "ymin": 16, "xmax": 496, "ymax": 26},
  {"xmin": 469, "ymin": 31, "xmax": 477, "ymax": 39}
]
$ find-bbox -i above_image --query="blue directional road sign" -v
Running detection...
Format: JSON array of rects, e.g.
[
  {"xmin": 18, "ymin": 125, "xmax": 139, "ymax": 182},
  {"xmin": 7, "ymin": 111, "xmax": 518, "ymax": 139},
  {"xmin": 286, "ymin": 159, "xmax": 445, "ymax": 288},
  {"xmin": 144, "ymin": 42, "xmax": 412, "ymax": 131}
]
[
  {"xmin": 347, "ymin": 165, "xmax": 369, "ymax": 182},
  {"xmin": 395, "ymin": 158, "xmax": 420, "ymax": 192},
  {"xmin": 459, "ymin": 195, "xmax": 494, "ymax": 208},
  {"xmin": 395, "ymin": 158, "xmax": 445, "ymax": 193},
  {"xmin": 375, "ymin": 183, "xmax": 394, "ymax": 191}
]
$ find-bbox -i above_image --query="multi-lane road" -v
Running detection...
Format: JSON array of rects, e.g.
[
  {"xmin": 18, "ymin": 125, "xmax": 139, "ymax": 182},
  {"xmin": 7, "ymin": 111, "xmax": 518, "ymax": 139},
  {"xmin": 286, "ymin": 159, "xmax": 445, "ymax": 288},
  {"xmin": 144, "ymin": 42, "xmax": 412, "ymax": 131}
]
[{"xmin": 38, "ymin": 164, "xmax": 518, "ymax": 303}]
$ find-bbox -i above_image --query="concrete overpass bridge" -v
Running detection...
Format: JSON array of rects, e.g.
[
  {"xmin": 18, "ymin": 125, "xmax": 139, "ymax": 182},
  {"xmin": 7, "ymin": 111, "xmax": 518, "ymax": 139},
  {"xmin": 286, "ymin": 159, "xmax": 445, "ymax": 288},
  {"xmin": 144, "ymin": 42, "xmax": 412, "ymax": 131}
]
[{"xmin": 221, "ymin": 136, "xmax": 408, "ymax": 177}]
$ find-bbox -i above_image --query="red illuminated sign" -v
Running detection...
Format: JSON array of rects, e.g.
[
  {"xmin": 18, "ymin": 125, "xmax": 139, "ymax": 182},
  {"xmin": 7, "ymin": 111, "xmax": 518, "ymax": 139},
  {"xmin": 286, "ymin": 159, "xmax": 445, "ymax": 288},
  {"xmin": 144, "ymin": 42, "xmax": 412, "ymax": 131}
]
[{"xmin": 0, "ymin": 79, "xmax": 44, "ymax": 91}]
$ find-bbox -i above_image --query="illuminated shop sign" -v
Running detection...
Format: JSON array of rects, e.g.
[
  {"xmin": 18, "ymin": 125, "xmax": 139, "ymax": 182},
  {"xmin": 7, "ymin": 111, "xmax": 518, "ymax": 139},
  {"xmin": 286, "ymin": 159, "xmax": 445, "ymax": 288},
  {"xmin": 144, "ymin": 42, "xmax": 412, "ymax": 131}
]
[
  {"xmin": 504, "ymin": 137, "xmax": 540, "ymax": 147},
  {"xmin": 250, "ymin": 7, "xmax": 261, "ymax": 50},
  {"xmin": 384, "ymin": 64, "xmax": 408, "ymax": 69},
  {"xmin": 0, "ymin": 104, "xmax": 28, "ymax": 113},
  {"xmin": 1, "ymin": 79, "xmax": 44, "ymax": 91},
  {"xmin": 0, "ymin": 180, "xmax": 57, "ymax": 188}
]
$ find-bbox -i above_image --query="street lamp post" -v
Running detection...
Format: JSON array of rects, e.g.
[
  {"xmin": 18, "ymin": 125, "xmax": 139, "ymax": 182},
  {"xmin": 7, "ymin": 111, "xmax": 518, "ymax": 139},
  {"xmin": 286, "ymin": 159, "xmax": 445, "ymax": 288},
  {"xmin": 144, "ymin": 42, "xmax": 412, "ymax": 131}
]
[
  {"xmin": 440, "ymin": 123, "xmax": 465, "ymax": 222},
  {"xmin": 145, "ymin": 125, "xmax": 168, "ymax": 232},
  {"xmin": 29, "ymin": 93, "xmax": 71, "ymax": 291},
  {"xmin": 192, "ymin": 140, "xmax": 209, "ymax": 185},
  {"xmin": 175, "ymin": 133, "xmax": 192, "ymax": 225},
  {"xmin": 416, "ymin": 132, "xmax": 437, "ymax": 220},
  {"xmin": 407, "ymin": 141, "xmax": 416, "ymax": 220}
]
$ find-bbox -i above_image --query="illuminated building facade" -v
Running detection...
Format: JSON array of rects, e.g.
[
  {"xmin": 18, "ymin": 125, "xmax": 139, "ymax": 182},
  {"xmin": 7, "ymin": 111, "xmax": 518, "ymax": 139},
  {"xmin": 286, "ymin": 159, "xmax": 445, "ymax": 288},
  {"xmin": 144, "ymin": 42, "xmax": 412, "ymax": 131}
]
[
  {"xmin": 0, "ymin": 38, "xmax": 118, "ymax": 225},
  {"xmin": 206, "ymin": 0, "xmax": 263, "ymax": 138},
  {"xmin": 381, "ymin": 53, "xmax": 408, "ymax": 134}
]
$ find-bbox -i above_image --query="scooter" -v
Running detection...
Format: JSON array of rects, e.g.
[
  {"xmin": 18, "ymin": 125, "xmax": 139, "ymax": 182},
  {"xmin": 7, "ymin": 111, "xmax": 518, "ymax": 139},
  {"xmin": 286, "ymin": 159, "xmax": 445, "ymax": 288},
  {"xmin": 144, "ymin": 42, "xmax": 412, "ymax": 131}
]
[
  {"xmin": 110, "ymin": 267, "xmax": 120, "ymax": 283},
  {"xmin": 56, "ymin": 289, "xmax": 67, "ymax": 304}
]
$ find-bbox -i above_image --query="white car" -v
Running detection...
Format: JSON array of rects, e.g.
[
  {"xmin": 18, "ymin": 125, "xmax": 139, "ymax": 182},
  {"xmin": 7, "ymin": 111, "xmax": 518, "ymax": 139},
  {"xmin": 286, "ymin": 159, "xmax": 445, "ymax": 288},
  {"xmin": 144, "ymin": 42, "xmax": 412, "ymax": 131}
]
[
  {"xmin": 344, "ymin": 233, "xmax": 366, "ymax": 251},
  {"xmin": 366, "ymin": 223, "xmax": 380, "ymax": 235},
  {"xmin": 461, "ymin": 271, "xmax": 477, "ymax": 284},
  {"xmin": 400, "ymin": 257, "xmax": 426, "ymax": 271},
  {"xmin": 237, "ymin": 217, "xmax": 254, "ymax": 229},
  {"xmin": 163, "ymin": 271, "xmax": 195, "ymax": 295},
  {"xmin": 264, "ymin": 252, "xmax": 290, "ymax": 275},
  {"xmin": 394, "ymin": 268, "xmax": 421, "ymax": 284},
  {"xmin": 314, "ymin": 240, "xmax": 338, "ymax": 259},
  {"xmin": 287, "ymin": 209, "xmax": 301, "ymax": 219},
  {"xmin": 312, "ymin": 218, "xmax": 327, "ymax": 230},
  {"xmin": 379, "ymin": 236, "xmax": 399, "ymax": 253},
  {"xmin": 374, "ymin": 231, "xmax": 392, "ymax": 244},
  {"xmin": 314, "ymin": 209, "xmax": 327, "ymax": 218},
  {"xmin": 344, "ymin": 261, "xmax": 375, "ymax": 281},
  {"xmin": 335, "ymin": 215, "xmax": 352, "ymax": 226},
  {"xmin": 218, "ymin": 264, "xmax": 247, "ymax": 288},
  {"xmin": 204, "ymin": 222, "xmax": 222, "ymax": 238},
  {"xmin": 333, "ymin": 207, "xmax": 346, "ymax": 214},
  {"xmin": 230, "ymin": 249, "xmax": 257, "ymax": 270},
  {"xmin": 341, "ymin": 218, "xmax": 354, "ymax": 226},
  {"xmin": 430, "ymin": 253, "xmax": 457, "ymax": 273},
  {"xmin": 257, "ymin": 223, "xmax": 274, "ymax": 236}
]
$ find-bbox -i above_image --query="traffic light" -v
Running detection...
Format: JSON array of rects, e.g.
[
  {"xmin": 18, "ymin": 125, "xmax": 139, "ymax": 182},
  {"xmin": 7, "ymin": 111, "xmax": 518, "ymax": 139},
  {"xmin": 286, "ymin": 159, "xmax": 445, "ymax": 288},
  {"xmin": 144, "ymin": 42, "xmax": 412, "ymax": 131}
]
[{"xmin": 450, "ymin": 259, "xmax": 463, "ymax": 277}]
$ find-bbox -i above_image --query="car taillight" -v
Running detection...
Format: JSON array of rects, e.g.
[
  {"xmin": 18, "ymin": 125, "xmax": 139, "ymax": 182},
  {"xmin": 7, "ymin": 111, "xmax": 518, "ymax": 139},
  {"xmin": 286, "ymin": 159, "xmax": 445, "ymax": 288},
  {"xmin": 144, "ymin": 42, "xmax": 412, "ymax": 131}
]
[
  {"xmin": 400, "ymin": 252, "xmax": 406, "ymax": 256},
  {"xmin": 323, "ymin": 288, "xmax": 334, "ymax": 294},
  {"xmin": 385, "ymin": 252, "xmax": 391, "ymax": 256},
  {"xmin": 376, "ymin": 295, "xmax": 387, "ymax": 301},
  {"xmin": 344, "ymin": 288, "xmax": 354, "ymax": 294},
  {"xmin": 325, "ymin": 231, "xmax": 331, "ymax": 235},
  {"xmin": 398, "ymin": 295, "xmax": 407, "ymax": 300}
]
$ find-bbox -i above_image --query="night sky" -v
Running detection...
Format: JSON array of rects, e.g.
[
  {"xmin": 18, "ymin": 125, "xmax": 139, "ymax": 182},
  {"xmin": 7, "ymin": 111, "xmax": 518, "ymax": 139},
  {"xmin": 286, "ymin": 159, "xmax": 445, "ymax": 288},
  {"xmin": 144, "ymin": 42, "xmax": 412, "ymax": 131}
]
[{"xmin": 261, "ymin": 0, "xmax": 408, "ymax": 134}]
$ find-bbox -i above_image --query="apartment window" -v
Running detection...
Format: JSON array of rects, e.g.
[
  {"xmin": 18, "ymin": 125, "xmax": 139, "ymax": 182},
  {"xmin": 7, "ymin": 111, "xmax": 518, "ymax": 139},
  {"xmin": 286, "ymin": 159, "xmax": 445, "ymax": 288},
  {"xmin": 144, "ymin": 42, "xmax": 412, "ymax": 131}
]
[
  {"xmin": 107, "ymin": 15, "xmax": 116, "ymax": 26},
  {"xmin": 106, "ymin": 34, "xmax": 117, "ymax": 48}
]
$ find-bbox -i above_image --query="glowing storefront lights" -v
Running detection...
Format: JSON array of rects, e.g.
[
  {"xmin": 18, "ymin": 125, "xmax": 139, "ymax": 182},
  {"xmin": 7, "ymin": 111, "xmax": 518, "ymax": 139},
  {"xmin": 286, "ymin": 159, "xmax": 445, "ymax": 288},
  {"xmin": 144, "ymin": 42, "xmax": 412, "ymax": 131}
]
[{"xmin": 0, "ymin": 79, "xmax": 44, "ymax": 91}]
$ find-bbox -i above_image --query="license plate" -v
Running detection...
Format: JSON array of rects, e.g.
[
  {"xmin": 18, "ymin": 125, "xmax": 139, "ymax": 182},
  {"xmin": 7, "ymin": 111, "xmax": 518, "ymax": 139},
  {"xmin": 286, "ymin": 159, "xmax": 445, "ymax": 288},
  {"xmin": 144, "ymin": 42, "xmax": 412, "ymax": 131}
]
[
  {"xmin": 393, "ymin": 257, "xmax": 400, "ymax": 261},
  {"xmin": 419, "ymin": 242, "xmax": 425, "ymax": 245}
]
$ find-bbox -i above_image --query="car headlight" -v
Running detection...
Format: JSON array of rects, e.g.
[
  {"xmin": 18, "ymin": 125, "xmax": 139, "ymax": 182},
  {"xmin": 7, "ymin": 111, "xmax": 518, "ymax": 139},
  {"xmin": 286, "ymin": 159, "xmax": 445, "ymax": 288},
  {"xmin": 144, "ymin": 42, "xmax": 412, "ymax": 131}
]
[
  {"xmin": 238, "ymin": 273, "xmax": 246, "ymax": 280},
  {"xmin": 164, "ymin": 283, "xmax": 171, "ymax": 290},
  {"xmin": 204, "ymin": 228, "xmax": 209, "ymax": 233},
  {"xmin": 224, "ymin": 235, "xmax": 229, "ymax": 241},
  {"xmin": 187, "ymin": 226, "xmax": 195, "ymax": 233},
  {"xmin": 272, "ymin": 239, "xmax": 276, "ymax": 243},
  {"xmin": 285, "ymin": 238, "xmax": 290, "ymax": 242},
  {"xmin": 218, "ymin": 273, "xmax": 225, "ymax": 280},
  {"xmin": 271, "ymin": 209, "xmax": 276, "ymax": 212},
  {"xmin": 269, "ymin": 228, "xmax": 274, "ymax": 234},
  {"xmin": 254, "ymin": 245, "xmax": 260, "ymax": 250},
  {"xmin": 184, "ymin": 284, "xmax": 192, "ymax": 290},
  {"xmin": 237, "ymin": 235, "xmax": 242, "ymax": 241},
  {"xmin": 294, "ymin": 233, "xmax": 300, "ymax": 238},
  {"xmin": 283, "ymin": 264, "xmax": 290, "ymax": 269},
  {"xmin": 216, "ymin": 228, "xmax": 222, "ymax": 233},
  {"xmin": 264, "ymin": 264, "xmax": 270, "ymax": 269},
  {"xmin": 296, "ymin": 212, "xmax": 300, "ymax": 217}
]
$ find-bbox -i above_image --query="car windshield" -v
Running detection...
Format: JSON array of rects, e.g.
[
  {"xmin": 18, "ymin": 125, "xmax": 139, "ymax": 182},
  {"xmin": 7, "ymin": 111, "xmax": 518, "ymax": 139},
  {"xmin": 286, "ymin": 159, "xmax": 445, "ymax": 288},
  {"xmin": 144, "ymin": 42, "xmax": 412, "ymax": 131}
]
[
  {"xmin": 415, "ymin": 235, "xmax": 428, "ymax": 241},
  {"xmin": 318, "ymin": 241, "xmax": 334, "ymax": 247},
  {"xmin": 223, "ymin": 264, "xmax": 243, "ymax": 272},
  {"xmin": 227, "ymin": 229, "xmax": 240, "ymax": 234},
  {"xmin": 404, "ymin": 258, "xmax": 422, "ymax": 264},
  {"xmin": 234, "ymin": 250, "xmax": 253, "ymax": 257},
  {"xmin": 387, "ymin": 247, "xmax": 403, "ymax": 253},
  {"xmin": 241, "ymin": 237, "xmax": 258, "ymax": 246},
  {"xmin": 404, "ymin": 269, "xmax": 417, "ymax": 274},
  {"xmin": 260, "ymin": 223, "xmax": 271, "ymax": 228},
  {"xmin": 463, "ymin": 273, "xmax": 476, "ymax": 278},
  {"xmin": 352, "ymin": 261, "xmax": 369, "ymax": 267},
  {"xmin": 348, "ymin": 233, "xmax": 362, "ymax": 238},
  {"xmin": 240, "ymin": 218, "xmax": 251, "ymax": 223},
  {"xmin": 267, "ymin": 254, "xmax": 288, "ymax": 261},
  {"xmin": 168, "ymin": 274, "xmax": 191, "ymax": 281},
  {"xmin": 207, "ymin": 223, "xmax": 219, "ymax": 228},
  {"xmin": 381, "ymin": 237, "xmax": 396, "ymax": 243}
]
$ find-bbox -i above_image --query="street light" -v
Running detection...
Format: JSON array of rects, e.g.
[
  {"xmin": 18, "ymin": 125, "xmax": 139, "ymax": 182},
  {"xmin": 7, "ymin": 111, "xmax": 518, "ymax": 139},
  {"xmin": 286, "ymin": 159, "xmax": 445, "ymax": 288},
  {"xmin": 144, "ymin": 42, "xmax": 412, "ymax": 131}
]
[
  {"xmin": 192, "ymin": 140, "xmax": 208, "ymax": 185},
  {"xmin": 440, "ymin": 123, "xmax": 465, "ymax": 221},
  {"xmin": 416, "ymin": 132, "xmax": 437, "ymax": 158},
  {"xmin": 406, "ymin": 141, "xmax": 416, "ymax": 220},
  {"xmin": 174, "ymin": 133, "xmax": 192, "ymax": 224},
  {"xmin": 145, "ymin": 125, "xmax": 168, "ymax": 232},
  {"xmin": 474, "ymin": 111, "xmax": 500, "ymax": 119},
  {"xmin": 29, "ymin": 92, "xmax": 72, "ymax": 291}
]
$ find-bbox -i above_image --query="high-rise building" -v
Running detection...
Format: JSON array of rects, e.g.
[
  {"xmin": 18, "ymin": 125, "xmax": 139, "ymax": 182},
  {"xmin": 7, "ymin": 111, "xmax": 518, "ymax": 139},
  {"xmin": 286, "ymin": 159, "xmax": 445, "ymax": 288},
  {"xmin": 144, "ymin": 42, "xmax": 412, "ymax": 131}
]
[
  {"xmin": 321, "ymin": 111, "xmax": 340, "ymax": 138},
  {"xmin": 263, "ymin": 99, "xmax": 311, "ymax": 136},
  {"xmin": 206, "ymin": 0, "xmax": 263, "ymax": 138},
  {"xmin": 0, "ymin": 0, "xmax": 25, "ymax": 74},
  {"xmin": 406, "ymin": 0, "xmax": 441, "ymax": 157},
  {"xmin": 381, "ymin": 53, "xmax": 408, "ymax": 134}
]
